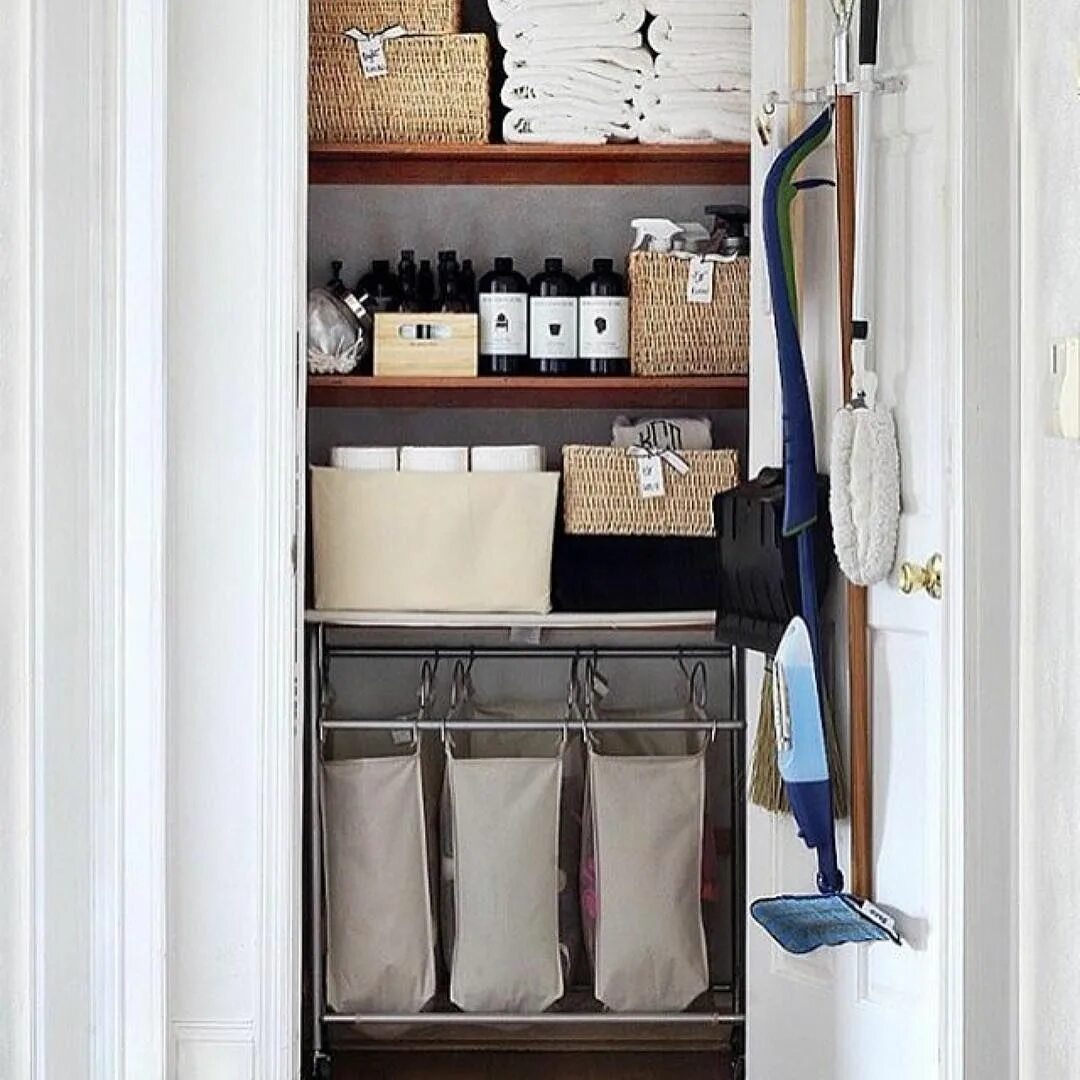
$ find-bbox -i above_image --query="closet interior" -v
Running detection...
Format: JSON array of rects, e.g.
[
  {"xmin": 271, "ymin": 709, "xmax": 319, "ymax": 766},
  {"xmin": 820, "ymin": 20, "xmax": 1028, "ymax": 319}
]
[{"xmin": 303, "ymin": 1, "xmax": 753, "ymax": 1077}]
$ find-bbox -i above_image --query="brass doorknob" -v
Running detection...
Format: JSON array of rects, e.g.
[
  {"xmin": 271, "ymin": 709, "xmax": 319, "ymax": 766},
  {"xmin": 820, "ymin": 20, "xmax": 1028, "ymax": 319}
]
[{"xmin": 900, "ymin": 553, "xmax": 943, "ymax": 599}]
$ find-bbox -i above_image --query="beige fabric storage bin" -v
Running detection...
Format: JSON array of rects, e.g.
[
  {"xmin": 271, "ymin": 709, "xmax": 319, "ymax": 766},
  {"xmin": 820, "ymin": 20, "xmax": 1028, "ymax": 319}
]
[
  {"xmin": 310, "ymin": 468, "xmax": 559, "ymax": 612},
  {"xmin": 628, "ymin": 251, "xmax": 750, "ymax": 377}
]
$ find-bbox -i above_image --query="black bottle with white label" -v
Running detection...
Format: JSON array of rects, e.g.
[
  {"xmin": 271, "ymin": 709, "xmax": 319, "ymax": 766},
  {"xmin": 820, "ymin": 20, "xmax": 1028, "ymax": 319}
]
[
  {"xmin": 479, "ymin": 257, "xmax": 530, "ymax": 375},
  {"xmin": 578, "ymin": 258, "xmax": 629, "ymax": 376},
  {"xmin": 530, "ymin": 257, "xmax": 579, "ymax": 376}
]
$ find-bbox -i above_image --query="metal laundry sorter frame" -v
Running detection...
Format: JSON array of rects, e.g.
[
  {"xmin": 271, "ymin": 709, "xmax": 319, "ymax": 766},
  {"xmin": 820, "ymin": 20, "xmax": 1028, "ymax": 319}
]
[{"xmin": 304, "ymin": 622, "xmax": 748, "ymax": 1079}]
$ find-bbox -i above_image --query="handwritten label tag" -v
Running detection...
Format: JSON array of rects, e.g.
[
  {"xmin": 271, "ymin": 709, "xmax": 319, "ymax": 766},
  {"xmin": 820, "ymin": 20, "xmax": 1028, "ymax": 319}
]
[
  {"xmin": 636, "ymin": 453, "xmax": 665, "ymax": 498},
  {"xmin": 345, "ymin": 25, "xmax": 408, "ymax": 79},
  {"xmin": 390, "ymin": 727, "xmax": 414, "ymax": 746},
  {"xmin": 359, "ymin": 34, "xmax": 389, "ymax": 77},
  {"xmin": 687, "ymin": 256, "xmax": 714, "ymax": 305}
]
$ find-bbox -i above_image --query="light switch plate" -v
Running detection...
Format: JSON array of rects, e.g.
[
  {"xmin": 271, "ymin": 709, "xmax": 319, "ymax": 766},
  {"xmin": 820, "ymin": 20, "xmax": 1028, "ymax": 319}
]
[{"xmin": 1050, "ymin": 336, "xmax": 1080, "ymax": 439}]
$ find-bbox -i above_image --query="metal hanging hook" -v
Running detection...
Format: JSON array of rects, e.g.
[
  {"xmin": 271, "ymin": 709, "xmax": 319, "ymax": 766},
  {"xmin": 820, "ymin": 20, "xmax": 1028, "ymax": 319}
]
[{"xmin": 690, "ymin": 661, "xmax": 709, "ymax": 713}]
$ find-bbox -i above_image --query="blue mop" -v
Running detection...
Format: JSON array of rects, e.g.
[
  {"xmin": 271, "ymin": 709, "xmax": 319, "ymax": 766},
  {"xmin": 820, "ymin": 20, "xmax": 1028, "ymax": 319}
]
[{"xmin": 749, "ymin": 108, "xmax": 900, "ymax": 954}]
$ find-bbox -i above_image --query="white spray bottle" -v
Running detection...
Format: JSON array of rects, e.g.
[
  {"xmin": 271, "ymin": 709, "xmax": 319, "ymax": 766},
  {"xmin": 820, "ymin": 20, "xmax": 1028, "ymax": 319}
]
[{"xmin": 630, "ymin": 218, "xmax": 684, "ymax": 252}]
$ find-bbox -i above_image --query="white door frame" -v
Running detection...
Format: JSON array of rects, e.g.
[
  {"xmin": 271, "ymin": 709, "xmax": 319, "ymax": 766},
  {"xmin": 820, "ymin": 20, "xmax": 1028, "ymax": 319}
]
[
  {"xmin": 0, "ymin": 0, "xmax": 1018, "ymax": 1077},
  {"xmin": 955, "ymin": 0, "xmax": 1021, "ymax": 1075},
  {"xmin": 1, "ymin": 0, "xmax": 170, "ymax": 1075}
]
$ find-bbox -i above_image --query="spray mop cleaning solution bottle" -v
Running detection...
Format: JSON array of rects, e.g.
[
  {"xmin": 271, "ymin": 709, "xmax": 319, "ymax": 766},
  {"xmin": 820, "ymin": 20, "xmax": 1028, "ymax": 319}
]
[
  {"xmin": 479, "ymin": 257, "xmax": 530, "ymax": 376},
  {"xmin": 530, "ymin": 257, "xmax": 579, "ymax": 376},
  {"xmin": 578, "ymin": 258, "xmax": 629, "ymax": 376}
]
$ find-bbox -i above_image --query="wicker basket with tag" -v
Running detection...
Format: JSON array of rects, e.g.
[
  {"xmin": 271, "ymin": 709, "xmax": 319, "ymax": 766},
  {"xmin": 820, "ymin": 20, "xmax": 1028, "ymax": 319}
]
[
  {"xmin": 311, "ymin": 0, "xmax": 461, "ymax": 35},
  {"xmin": 309, "ymin": 11, "xmax": 490, "ymax": 145},
  {"xmin": 628, "ymin": 251, "xmax": 750, "ymax": 377},
  {"xmin": 562, "ymin": 445, "xmax": 739, "ymax": 537}
]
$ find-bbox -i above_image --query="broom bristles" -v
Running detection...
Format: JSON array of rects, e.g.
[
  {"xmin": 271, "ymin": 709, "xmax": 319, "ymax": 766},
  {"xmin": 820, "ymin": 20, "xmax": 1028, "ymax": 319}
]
[{"xmin": 748, "ymin": 659, "xmax": 849, "ymax": 819}]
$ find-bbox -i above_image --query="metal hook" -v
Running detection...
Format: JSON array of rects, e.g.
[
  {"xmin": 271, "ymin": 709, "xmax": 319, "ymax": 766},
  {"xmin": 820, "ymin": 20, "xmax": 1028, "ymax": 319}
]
[
  {"xmin": 566, "ymin": 654, "xmax": 581, "ymax": 720},
  {"xmin": 690, "ymin": 661, "xmax": 709, "ymax": 712},
  {"xmin": 449, "ymin": 658, "xmax": 469, "ymax": 715},
  {"xmin": 418, "ymin": 657, "xmax": 437, "ymax": 718}
]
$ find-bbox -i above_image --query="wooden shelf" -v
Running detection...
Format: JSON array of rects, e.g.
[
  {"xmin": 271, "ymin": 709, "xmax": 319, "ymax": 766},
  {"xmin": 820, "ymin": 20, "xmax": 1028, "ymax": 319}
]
[
  {"xmin": 309, "ymin": 142, "xmax": 751, "ymax": 186},
  {"xmin": 305, "ymin": 610, "xmax": 717, "ymax": 631},
  {"xmin": 307, "ymin": 375, "xmax": 749, "ymax": 409}
]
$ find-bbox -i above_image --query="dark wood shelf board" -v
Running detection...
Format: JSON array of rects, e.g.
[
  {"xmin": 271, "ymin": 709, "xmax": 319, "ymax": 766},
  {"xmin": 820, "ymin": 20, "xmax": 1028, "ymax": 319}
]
[
  {"xmin": 309, "ymin": 142, "xmax": 751, "ymax": 186},
  {"xmin": 307, "ymin": 375, "xmax": 749, "ymax": 409}
]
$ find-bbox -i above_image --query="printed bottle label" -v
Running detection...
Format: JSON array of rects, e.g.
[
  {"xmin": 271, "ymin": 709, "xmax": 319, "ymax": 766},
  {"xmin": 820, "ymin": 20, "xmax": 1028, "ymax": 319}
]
[
  {"xmin": 479, "ymin": 293, "xmax": 528, "ymax": 355},
  {"xmin": 530, "ymin": 297, "xmax": 578, "ymax": 359},
  {"xmin": 579, "ymin": 296, "xmax": 629, "ymax": 359}
]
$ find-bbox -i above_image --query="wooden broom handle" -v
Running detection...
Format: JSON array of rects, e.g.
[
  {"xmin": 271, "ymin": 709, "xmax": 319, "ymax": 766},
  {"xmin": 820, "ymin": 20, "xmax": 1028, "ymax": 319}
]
[{"xmin": 835, "ymin": 93, "xmax": 873, "ymax": 900}]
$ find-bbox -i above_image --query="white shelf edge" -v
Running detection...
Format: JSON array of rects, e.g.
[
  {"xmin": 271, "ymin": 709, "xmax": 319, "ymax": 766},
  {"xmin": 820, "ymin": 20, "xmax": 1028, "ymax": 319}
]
[{"xmin": 304, "ymin": 609, "xmax": 716, "ymax": 631}]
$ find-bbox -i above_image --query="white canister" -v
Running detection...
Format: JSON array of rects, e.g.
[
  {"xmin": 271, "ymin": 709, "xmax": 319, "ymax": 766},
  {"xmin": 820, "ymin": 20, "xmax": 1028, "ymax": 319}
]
[
  {"xmin": 400, "ymin": 446, "xmax": 470, "ymax": 473},
  {"xmin": 330, "ymin": 446, "xmax": 399, "ymax": 471},
  {"xmin": 470, "ymin": 445, "xmax": 546, "ymax": 473}
]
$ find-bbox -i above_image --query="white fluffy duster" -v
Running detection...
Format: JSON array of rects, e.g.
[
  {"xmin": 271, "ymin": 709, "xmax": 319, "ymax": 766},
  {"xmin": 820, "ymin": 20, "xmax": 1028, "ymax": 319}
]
[{"xmin": 829, "ymin": 402, "xmax": 901, "ymax": 586}]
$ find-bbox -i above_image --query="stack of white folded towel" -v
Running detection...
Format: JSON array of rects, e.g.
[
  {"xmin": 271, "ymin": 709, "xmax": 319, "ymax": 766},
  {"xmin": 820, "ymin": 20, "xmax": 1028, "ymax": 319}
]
[
  {"xmin": 490, "ymin": 0, "xmax": 654, "ymax": 144},
  {"xmin": 637, "ymin": 0, "xmax": 751, "ymax": 143}
]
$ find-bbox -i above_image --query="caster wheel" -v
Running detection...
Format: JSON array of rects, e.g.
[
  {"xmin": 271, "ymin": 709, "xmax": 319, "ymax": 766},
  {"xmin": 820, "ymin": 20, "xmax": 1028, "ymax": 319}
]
[
  {"xmin": 313, "ymin": 1053, "xmax": 332, "ymax": 1080},
  {"xmin": 731, "ymin": 1057, "xmax": 746, "ymax": 1080}
]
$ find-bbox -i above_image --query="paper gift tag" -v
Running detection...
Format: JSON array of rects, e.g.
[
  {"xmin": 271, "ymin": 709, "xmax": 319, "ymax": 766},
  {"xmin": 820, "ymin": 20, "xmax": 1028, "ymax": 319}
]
[
  {"xmin": 687, "ymin": 256, "xmax": 714, "ymax": 305},
  {"xmin": 359, "ymin": 35, "xmax": 389, "ymax": 77},
  {"xmin": 346, "ymin": 25, "xmax": 408, "ymax": 79},
  {"xmin": 636, "ymin": 454, "xmax": 665, "ymax": 498}
]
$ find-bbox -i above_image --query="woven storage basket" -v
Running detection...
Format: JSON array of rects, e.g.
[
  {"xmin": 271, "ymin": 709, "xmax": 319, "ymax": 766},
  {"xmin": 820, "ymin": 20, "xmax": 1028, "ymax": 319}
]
[
  {"xmin": 562, "ymin": 445, "xmax": 739, "ymax": 537},
  {"xmin": 310, "ymin": 31, "xmax": 490, "ymax": 144},
  {"xmin": 311, "ymin": 0, "xmax": 461, "ymax": 35},
  {"xmin": 628, "ymin": 251, "xmax": 750, "ymax": 377}
]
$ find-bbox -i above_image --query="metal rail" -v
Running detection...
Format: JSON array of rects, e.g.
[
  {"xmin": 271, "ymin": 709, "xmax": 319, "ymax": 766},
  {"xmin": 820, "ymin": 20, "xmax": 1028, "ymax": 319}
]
[
  {"xmin": 323, "ymin": 1010, "xmax": 745, "ymax": 1027},
  {"xmin": 323, "ymin": 644, "xmax": 734, "ymax": 661},
  {"xmin": 322, "ymin": 718, "xmax": 744, "ymax": 733}
]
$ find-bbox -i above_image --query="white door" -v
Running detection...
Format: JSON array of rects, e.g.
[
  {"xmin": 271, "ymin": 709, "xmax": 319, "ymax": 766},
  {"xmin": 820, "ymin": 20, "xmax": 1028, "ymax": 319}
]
[{"xmin": 746, "ymin": 1, "xmax": 956, "ymax": 1076}]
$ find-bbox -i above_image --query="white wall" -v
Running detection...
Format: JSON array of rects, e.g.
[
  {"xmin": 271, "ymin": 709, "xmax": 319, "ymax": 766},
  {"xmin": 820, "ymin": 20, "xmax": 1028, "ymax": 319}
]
[
  {"xmin": 166, "ymin": 0, "xmax": 300, "ymax": 1073},
  {"xmin": 1019, "ymin": 6, "xmax": 1080, "ymax": 1078}
]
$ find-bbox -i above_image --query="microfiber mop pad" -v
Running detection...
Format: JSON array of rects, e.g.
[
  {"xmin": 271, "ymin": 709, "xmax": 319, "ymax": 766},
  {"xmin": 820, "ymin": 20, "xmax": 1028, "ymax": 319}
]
[{"xmin": 751, "ymin": 893, "xmax": 899, "ymax": 954}]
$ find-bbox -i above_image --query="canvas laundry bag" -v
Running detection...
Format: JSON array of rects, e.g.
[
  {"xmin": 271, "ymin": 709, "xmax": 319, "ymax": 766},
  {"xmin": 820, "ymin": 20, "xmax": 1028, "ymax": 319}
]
[
  {"xmin": 582, "ymin": 733, "xmax": 710, "ymax": 1012},
  {"xmin": 441, "ymin": 727, "xmax": 571, "ymax": 1013},
  {"xmin": 321, "ymin": 733, "xmax": 438, "ymax": 1014}
]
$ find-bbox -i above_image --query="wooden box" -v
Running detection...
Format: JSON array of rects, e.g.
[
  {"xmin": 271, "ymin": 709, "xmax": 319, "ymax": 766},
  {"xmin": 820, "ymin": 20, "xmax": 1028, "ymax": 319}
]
[{"xmin": 373, "ymin": 312, "xmax": 479, "ymax": 377}]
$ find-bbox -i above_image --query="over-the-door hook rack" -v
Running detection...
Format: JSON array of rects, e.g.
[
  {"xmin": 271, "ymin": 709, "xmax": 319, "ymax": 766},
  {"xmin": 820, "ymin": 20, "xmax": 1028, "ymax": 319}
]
[{"xmin": 763, "ymin": 73, "xmax": 906, "ymax": 112}]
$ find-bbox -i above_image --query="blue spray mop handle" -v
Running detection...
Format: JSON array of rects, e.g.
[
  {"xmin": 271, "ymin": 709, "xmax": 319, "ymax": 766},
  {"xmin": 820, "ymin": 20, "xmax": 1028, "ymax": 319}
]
[{"xmin": 762, "ymin": 108, "xmax": 845, "ymax": 897}]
